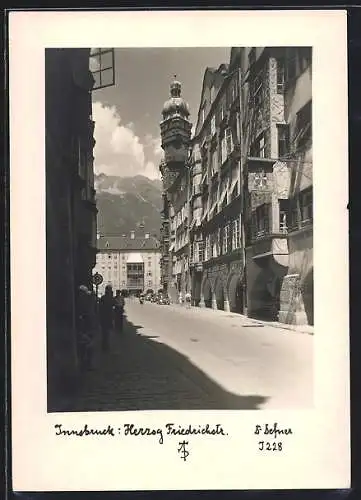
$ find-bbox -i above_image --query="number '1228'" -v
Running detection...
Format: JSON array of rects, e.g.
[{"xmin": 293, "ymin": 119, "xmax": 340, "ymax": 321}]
[{"xmin": 259, "ymin": 441, "xmax": 283, "ymax": 451}]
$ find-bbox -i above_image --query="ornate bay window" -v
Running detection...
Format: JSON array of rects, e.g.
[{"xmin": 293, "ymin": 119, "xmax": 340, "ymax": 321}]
[
  {"xmin": 251, "ymin": 203, "xmax": 270, "ymax": 239},
  {"xmin": 289, "ymin": 187, "xmax": 313, "ymax": 231}
]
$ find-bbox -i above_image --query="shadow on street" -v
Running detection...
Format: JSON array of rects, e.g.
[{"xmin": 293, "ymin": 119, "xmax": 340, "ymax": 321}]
[{"xmin": 54, "ymin": 315, "xmax": 269, "ymax": 412}]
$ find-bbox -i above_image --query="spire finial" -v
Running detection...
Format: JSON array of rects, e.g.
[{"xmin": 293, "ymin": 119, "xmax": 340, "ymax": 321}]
[{"xmin": 170, "ymin": 76, "xmax": 181, "ymax": 97}]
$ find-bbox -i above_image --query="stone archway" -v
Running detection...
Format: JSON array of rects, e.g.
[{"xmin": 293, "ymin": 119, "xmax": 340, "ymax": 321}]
[
  {"xmin": 202, "ymin": 278, "xmax": 212, "ymax": 308},
  {"xmin": 249, "ymin": 267, "xmax": 275, "ymax": 320},
  {"xmin": 301, "ymin": 268, "xmax": 314, "ymax": 326},
  {"xmin": 228, "ymin": 273, "xmax": 244, "ymax": 314},
  {"xmin": 214, "ymin": 277, "xmax": 225, "ymax": 310}
]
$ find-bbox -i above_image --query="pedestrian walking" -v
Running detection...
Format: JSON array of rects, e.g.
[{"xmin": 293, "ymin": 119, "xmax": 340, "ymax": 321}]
[
  {"xmin": 99, "ymin": 285, "xmax": 115, "ymax": 352},
  {"xmin": 114, "ymin": 289, "xmax": 125, "ymax": 333},
  {"xmin": 185, "ymin": 291, "xmax": 191, "ymax": 309},
  {"xmin": 77, "ymin": 285, "xmax": 96, "ymax": 371},
  {"xmin": 179, "ymin": 291, "xmax": 183, "ymax": 306}
]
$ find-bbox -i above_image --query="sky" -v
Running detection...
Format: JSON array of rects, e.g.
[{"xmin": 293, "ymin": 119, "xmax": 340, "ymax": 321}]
[{"xmin": 91, "ymin": 47, "xmax": 230, "ymax": 180}]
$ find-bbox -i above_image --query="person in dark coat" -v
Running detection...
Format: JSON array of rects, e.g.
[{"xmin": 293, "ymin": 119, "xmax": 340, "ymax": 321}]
[
  {"xmin": 99, "ymin": 285, "xmax": 115, "ymax": 352},
  {"xmin": 77, "ymin": 285, "xmax": 96, "ymax": 371},
  {"xmin": 114, "ymin": 289, "xmax": 125, "ymax": 333}
]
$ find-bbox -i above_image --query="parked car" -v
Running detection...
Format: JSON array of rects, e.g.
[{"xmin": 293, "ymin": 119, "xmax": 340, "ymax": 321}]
[{"xmin": 158, "ymin": 294, "xmax": 170, "ymax": 305}]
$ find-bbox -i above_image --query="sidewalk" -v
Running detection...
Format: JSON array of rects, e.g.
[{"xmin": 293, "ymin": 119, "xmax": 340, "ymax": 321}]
[{"xmin": 167, "ymin": 302, "xmax": 314, "ymax": 335}]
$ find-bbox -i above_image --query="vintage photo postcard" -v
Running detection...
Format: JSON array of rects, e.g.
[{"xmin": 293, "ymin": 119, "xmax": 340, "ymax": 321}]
[{"xmin": 9, "ymin": 10, "xmax": 349, "ymax": 491}]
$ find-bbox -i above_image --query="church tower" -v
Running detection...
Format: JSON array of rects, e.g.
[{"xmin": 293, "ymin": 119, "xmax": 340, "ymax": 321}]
[
  {"xmin": 160, "ymin": 78, "xmax": 192, "ymax": 181},
  {"xmin": 159, "ymin": 78, "xmax": 192, "ymax": 294}
]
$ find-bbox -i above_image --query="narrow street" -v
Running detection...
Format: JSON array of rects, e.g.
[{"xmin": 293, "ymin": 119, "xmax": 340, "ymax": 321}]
[{"xmin": 70, "ymin": 300, "xmax": 313, "ymax": 412}]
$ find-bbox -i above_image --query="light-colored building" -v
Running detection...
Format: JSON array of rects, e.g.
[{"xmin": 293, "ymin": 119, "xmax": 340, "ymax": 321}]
[
  {"xmin": 94, "ymin": 231, "xmax": 161, "ymax": 295},
  {"xmin": 278, "ymin": 47, "xmax": 313, "ymax": 325},
  {"xmin": 241, "ymin": 46, "xmax": 313, "ymax": 325}
]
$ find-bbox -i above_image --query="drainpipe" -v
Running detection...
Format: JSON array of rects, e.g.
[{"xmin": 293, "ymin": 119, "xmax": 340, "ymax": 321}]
[{"xmin": 238, "ymin": 64, "xmax": 248, "ymax": 316}]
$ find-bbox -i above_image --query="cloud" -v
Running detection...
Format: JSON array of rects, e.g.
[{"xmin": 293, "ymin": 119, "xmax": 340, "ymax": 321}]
[{"xmin": 92, "ymin": 102, "xmax": 162, "ymax": 179}]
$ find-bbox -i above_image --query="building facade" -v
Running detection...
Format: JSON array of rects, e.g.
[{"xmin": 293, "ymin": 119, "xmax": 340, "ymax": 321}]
[
  {"xmin": 159, "ymin": 79, "xmax": 192, "ymax": 303},
  {"xmin": 189, "ymin": 49, "xmax": 245, "ymax": 312},
  {"xmin": 94, "ymin": 231, "xmax": 161, "ymax": 295},
  {"xmin": 241, "ymin": 46, "xmax": 313, "ymax": 324},
  {"xmin": 278, "ymin": 47, "xmax": 313, "ymax": 325},
  {"xmin": 46, "ymin": 48, "xmax": 115, "ymax": 411},
  {"xmin": 160, "ymin": 46, "xmax": 313, "ymax": 326},
  {"xmin": 46, "ymin": 48, "xmax": 98, "ymax": 410}
]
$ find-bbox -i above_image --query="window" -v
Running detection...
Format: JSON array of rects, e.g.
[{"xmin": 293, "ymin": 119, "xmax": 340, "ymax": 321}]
[
  {"xmin": 211, "ymin": 149, "xmax": 218, "ymax": 176},
  {"xmin": 219, "ymin": 102, "xmax": 225, "ymax": 123},
  {"xmin": 279, "ymin": 199, "xmax": 288, "ymax": 233},
  {"xmin": 253, "ymin": 71, "xmax": 263, "ymax": 108},
  {"xmin": 253, "ymin": 204, "xmax": 270, "ymax": 238},
  {"xmin": 147, "ymin": 271, "xmax": 152, "ymax": 276},
  {"xmin": 251, "ymin": 133, "xmax": 266, "ymax": 158},
  {"xmin": 108, "ymin": 254, "xmax": 112, "ymax": 259},
  {"xmin": 276, "ymin": 58, "xmax": 285, "ymax": 93},
  {"xmin": 222, "ymin": 224, "xmax": 230, "ymax": 254},
  {"xmin": 232, "ymin": 219, "xmax": 240, "ymax": 249},
  {"xmin": 198, "ymin": 240, "xmax": 204, "ymax": 262},
  {"xmin": 205, "ymin": 236, "xmax": 211, "ymax": 261},
  {"xmin": 294, "ymin": 100, "xmax": 312, "ymax": 151},
  {"xmin": 225, "ymin": 128, "xmax": 233, "ymax": 156},
  {"xmin": 211, "ymin": 232, "xmax": 218, "ymax": 258},
  {"xmin": 300, "ymin": 188, "xmax": 313, "ymax": 224},
  {"xmin": 221, "ymin": 134, "xmax": 227, "ymax": 164},
  {"xmin": 201, "ymin": 105, "xmax": 206, "ymax": 126},
  {"xmin": 90, "ymin": 48, "xmax": 115, "ymax": 91},
  {"xmin": 211, "ymin": 115, "xmax": 216, "ymax": 136},
  {"xmin": 277, "ymin": 124, "xmax": 290, "ymax": 158},
  {"xmin": 210, "ymin": 85, "xmax": 214, "ymax": 103},
  {"xmin": 231, "ymin": 80, "xmax": 238, "ymax": 103}
]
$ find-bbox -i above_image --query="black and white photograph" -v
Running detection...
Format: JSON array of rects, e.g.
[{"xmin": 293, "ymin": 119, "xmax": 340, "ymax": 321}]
[
  {"xmin": 10, "ymin": 10, "xmax": 349, "ymax": 492},
  {"xmin": 46, "ymin": 46, "xmax": 314, "ymax": 413}
]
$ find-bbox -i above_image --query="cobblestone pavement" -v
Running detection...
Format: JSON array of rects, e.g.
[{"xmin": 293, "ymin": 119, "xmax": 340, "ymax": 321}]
[{"xmin": 68, "ymin": 299, "xmax": 313, "ymax": 412}]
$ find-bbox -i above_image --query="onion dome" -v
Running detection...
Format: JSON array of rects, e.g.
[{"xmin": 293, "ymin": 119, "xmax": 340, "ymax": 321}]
[{"xmin": 162, "ymin": 78, "xmax": 190, "ymax": 120}]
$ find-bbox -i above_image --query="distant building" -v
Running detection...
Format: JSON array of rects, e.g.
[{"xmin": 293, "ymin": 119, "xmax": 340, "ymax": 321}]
[{"xmin": 94, "ymin": 231, "xmax": 161, "ymax": 295}]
